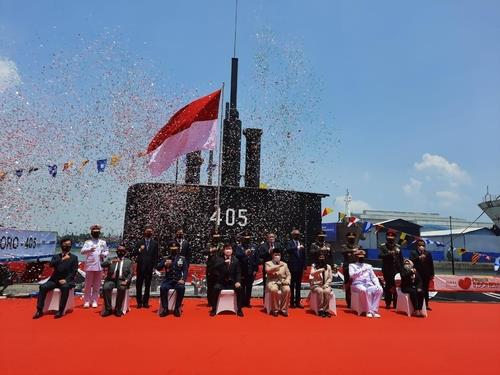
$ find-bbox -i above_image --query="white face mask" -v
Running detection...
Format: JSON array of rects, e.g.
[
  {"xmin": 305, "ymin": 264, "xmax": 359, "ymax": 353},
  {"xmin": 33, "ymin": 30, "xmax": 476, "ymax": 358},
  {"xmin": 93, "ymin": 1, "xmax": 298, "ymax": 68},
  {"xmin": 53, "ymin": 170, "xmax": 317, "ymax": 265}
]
[
  {"xmin": 418, "ymin": 246, "xmax": 425, "ymax": 252},
  {"xmin": 223, "ymin": 250, "xmax": 232, "ymax": 258},
  {"xmin": 273, "ymin": 255, "xmax": 281, "ymax": 263}
]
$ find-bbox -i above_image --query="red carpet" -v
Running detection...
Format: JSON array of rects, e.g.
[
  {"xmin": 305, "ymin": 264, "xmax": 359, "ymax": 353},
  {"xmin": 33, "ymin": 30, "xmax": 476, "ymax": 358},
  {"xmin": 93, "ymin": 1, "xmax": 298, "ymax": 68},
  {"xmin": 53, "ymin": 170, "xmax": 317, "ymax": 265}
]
[{"xmin": 1, "ymin": 298, "xmax": 498, "ymax": 375}]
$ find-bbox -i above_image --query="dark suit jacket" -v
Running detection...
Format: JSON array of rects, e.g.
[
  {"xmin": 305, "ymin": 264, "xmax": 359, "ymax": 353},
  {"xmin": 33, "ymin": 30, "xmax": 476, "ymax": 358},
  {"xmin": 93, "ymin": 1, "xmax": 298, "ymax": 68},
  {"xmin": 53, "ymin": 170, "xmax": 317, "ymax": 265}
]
[
  {"xmin": 286, "ymin": 240, "xmax": 306, "ymax": 273},
  {"xmin": 410, "ymin": 250, "xmax": 435, "ymax": 281},
  {"xmin": 258, "ymin": 242, "xmax": 281, "ymax": 265},
  {"xmin": 102, "ymin": 257, "xmax": 133, "ymax": 286},
  {"xmin": 235, "ymin": 243, "xmax": 259, "ymax": 277},
  {"xmin": 156, "ymin": 255, "xmax": 189, "ymax": 282},
  {"xmin": 400, "ymin": 267, "xmax": 423, "ymax": 292},
  {"xmin": 379, "ymin": 243, "xmax": 404, "ymax": 276},
  {"xmin": 132, "ymin": 238, "xmax": 160, "ymax": 273},
  {"xmin": 175, "ymin": 239, "xmax": 191, "ymax": 264},
  {"xmin": 48, "ymin": 253, "xmax": 78, "ymax": 287},
  {"xmin": 213, "ymin": 256, "xmax": 241, "ymax": 285}
]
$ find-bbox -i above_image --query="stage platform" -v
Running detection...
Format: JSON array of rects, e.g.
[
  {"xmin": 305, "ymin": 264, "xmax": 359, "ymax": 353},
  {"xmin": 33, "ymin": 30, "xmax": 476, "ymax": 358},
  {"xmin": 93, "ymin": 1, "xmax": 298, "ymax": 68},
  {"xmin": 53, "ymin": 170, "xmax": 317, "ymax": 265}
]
[{"xmin": 1, "ymin": 297, "xmax": 498, "ymax": 375}]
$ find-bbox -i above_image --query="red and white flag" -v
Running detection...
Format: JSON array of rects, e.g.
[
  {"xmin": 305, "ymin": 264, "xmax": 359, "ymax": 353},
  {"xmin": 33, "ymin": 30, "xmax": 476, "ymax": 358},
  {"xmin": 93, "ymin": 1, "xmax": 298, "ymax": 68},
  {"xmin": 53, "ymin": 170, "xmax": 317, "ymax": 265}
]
[
  {"xmin": 145, "ymin": 89, "xmax": 221, "ymax": 177},
  {"xmin": 347, "ymin": 216, "xmax": 360, "ymax": 227}
]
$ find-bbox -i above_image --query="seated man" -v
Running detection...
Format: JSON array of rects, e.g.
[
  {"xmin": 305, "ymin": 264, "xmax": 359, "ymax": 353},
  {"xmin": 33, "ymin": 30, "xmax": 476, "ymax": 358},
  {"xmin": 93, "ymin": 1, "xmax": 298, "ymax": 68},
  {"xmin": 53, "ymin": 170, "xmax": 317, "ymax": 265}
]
[
  {"xmin": 33, "ymin": 237, "xmax": 78, "ymax": 319},
  {"xmin": 265, "ymin": 247, "xmax": 291, "ymax": 317},
  {"xmin": 349, "ymin": 249, "xmax": 383, "ymax": 318},
  {"xmin": 400, "ymin": 259, "xmax": 425, "ymax": 317},
  {"xmin": 101, "ymin": 244, "xmax": 133, "ymax": 317},
  {"xmin": 157, "ymin": 242, "xmax": 188, "ymax": 317},
  {"xmin": 309, "ymin": 252, "xmax": 333, "ymax": 318},
  {"xmin": 210, "ymin": 241, "xmax": 244, "ymax": 317}
]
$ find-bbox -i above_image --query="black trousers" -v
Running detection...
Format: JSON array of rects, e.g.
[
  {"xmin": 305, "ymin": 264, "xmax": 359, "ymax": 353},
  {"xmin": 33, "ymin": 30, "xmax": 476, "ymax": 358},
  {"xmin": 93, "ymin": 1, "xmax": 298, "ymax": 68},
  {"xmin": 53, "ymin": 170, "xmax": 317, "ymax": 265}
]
[
  {"xmin": 422, "ymin": 277, "xmax": 431, "ymax": 307},
  {"xmin": 344, "ymin": 278, "xmax": 351, "ymax": 308},
  {"xmin": 383, "ymin": 272, "xmax": 397, "ymax": 307},
  {"xmin": 402, "ymin": 287, "xmax": 424, "ymax": 310},
  {"xmin": 242, "ymin": 274, "xmax": 255, "ymax": 307},
  {"xmin": 212, "ymin": 282, "xmax": 243, "ymax": 311},
  {"xmin": 136, "ymin": 269, "xmax": 153, "ymax": 305},
  {"xmin": 290, "ymin": 269, "xmax": 304, "ymax": 305},
  {"xmin": 160, "ymin": 280, "xmax": 185, "ymax": 311},
  {"xmin": 103, "ymin": 280, "xmax": 127, "ymax": 312},
  {"xmin": 206, "ymin": 274, "xmax": 216, "ymax": 307},
  {"xmin": 36, "ymin": 280, "xmax": 72, "ymax": 313}
]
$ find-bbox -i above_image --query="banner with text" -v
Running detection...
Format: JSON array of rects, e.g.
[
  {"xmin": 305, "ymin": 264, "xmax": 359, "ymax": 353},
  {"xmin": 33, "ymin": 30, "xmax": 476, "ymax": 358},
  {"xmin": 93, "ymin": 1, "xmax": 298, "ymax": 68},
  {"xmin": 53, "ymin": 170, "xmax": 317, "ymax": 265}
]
[
  {"xmin": 432, "ymin": 275, "xmax": 500, "ymax": 292},
  {"xmin": 0, "ymin": 228, "xmax": 57, "ymax": 261}
]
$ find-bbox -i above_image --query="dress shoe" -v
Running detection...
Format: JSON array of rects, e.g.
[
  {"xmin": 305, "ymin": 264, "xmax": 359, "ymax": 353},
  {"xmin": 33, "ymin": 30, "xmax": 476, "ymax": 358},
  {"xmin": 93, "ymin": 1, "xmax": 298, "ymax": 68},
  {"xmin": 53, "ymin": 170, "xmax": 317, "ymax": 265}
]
[
  {"xmin": 289, "ymin": 303, "xmax": 296, "ymax": 309},
  {"xmin": 280, "ymin": 311, "xmax": 288, "ymax": 317},
  {"xmin": 101, "ymin": 310, "xmax": 112, "ymax": 317},
  {"xmin": 174, "ymin": 308, "xmax": 181, "ymax": 317},
  {"xmin": 159, "ymin": 310, "xmax": 168, "ymax": 317},
  {"xmin": 33, "ymin": 310, "xmax": 43, "ymax": 319},
  {"xmin": 325, "ymin": 312, "xmax": 332, "ymax": 318},
  {"xmin": 237, "ymin": 309, "xmax": 244, "ymax": 317},
  {"xmin": 209, "ymin": 310, "xmax": 216, "ymax": 317},
  {"xmin": 114, "ymin": 311, "xmax": 123, "ymax": 317},
  {"xmin": 373, "ymin": 313, "xmax": 381, "ymax": 318},
  {"xmin": 137, "ymin": 303, "xmax": 142, "ymax": 309},
  {"xmin": 366, "ymin": 312, "xmax": 373, "ymax": 318},
  {"xmin": 296, "ymin": 304, "xmax": 304, "ymax": 309},
  {"xmin": 318, "ymin": 311, "xmax": 325, "ymax": 317},
  {"xmin": 426, "ymin": 306, "xmax": 432, "ymax": 311},
  {"xmin": 54, "ymin": 311, "xmax": 64, "ymax": 319},
  {"xmin": 143, "ymin": 304, "xmax": 150, "ymax": 309},
  {"xmin": 91, "ymin": 301, "xmax": 98, "ymax": 308},
  {"xmin": 83, "ymin": 302, "xmax": 90, "ymax": 308},
  {"xmin": 271, "ymin": 311, "xmax": 279, "ymax": 317}
]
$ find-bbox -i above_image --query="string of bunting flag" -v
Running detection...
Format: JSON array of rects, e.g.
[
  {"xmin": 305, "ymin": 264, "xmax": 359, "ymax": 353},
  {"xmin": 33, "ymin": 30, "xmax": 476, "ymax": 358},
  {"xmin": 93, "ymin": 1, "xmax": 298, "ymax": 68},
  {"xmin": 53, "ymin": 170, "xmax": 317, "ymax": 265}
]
[{"xmin": 0, "ymin": 154, "xmax": 123, "ymax": 181}]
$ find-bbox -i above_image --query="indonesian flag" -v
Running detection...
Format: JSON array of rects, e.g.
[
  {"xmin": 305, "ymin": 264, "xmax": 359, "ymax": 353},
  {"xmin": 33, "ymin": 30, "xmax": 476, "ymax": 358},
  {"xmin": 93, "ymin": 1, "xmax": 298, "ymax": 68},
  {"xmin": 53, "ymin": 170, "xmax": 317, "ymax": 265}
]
[{"xmin": 146, "ymin": 89, "xmax": 221, "ymax": 177}]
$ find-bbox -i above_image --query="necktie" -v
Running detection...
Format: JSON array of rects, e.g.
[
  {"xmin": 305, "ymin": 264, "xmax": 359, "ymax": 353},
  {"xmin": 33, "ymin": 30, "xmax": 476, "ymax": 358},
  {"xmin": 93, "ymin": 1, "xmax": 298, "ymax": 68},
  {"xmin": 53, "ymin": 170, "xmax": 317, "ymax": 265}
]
[
  {"xmin": 146, "ymin": 239, "xmax": 150, "ymax": 252},
  {"xmin": 113, "ymin": 262, "xmax": 119, "ymax": 279}
]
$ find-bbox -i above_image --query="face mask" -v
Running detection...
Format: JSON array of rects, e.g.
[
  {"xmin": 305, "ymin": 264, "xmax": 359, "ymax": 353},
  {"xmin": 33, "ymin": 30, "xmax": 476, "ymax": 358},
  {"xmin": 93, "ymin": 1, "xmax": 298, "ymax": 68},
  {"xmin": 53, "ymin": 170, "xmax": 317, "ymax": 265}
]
[
  {"xmin": 177, "ymin": 233, "xmax": 184, "ymax": 239},
  {"xmin": 223, "ymin": 250, "xmax": 232, "ymax": 258},
  {"xmin": 91, "ymin": 231, "xmax": 100, "ymax": 239},
  {"xmin": 357, "ymin": 257, "xmax": 364, "ymax": 263},
  {"xmin": 387, "ymin": 238, "xmax": 395, "ymax": 244},
  {"xmin": 61, "ymin": 245, "xmax": 71, "ymax": 253},
  {"xmin": 273, "ymin": 255, "xmax": 281, "ymax": 263},
  {"xmin": 145, "ymin": 231, "xmax": 152, "ymax": 238},
  {"xmin": 418, "ymin": 246, "xmax": 425, "ymax": 252},
  {"xmin": 117, "ymin": 251, "xmax": 126, "ymax": 258},
  {"xmin": 292, "ymin": 234, "xmax": 300, "ymax": 240},
  {"xmin": 347, "ymin": 238, "xmax": 355, "ymax": 244}
]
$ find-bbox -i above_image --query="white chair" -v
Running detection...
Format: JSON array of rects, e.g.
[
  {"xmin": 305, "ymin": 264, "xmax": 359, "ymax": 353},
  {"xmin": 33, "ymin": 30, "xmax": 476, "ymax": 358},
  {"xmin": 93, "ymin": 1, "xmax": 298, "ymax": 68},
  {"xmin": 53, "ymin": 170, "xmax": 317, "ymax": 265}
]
[
  {"xmin": 308, "ymin": 289, "xmax": 337, "ymax": 316},
  {"xmin": 216, "ymin": 289, "xmax": 237, "ymax": 315},
  {"xmin": 111, "ymin": 288, "xmax": 130, "ymax": 315},
  {"xmin": 43, "ymin": 288, "xmax": 75, "ymax": 314},
  {"xmin": 158, "ymin": 290, "xmax": 179, "ymax": 315},
  {"xmin": 395, "ymin": 274, "xmax": 427, "ymax": 317},
  {"xmin": 350, "ymin": 287, "xmax": 367, "ymax": 316},
  {"xmin": 264, "ymin": 290, "xmax": 272, "ymax": 314}
]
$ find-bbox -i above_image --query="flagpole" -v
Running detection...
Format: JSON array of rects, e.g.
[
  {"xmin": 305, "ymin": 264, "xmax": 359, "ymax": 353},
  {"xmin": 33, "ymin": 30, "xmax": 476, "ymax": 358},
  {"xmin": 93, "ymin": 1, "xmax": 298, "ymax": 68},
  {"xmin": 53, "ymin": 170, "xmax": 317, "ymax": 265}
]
[
  {"xmin": 449, "ymin": 216, "xmax": 455, "ymax": 275},
  {"xmin": 215, "ymin": 83, "xmax": 225, "ymax": 231}
]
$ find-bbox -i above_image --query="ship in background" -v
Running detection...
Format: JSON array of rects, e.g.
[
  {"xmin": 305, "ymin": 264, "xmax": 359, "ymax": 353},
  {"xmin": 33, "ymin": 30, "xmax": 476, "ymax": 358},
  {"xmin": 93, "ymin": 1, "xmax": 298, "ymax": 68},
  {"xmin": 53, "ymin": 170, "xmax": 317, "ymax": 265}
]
[{"xmin": 478, "ymin": 189, "xmax": 500, "ymax": 234}]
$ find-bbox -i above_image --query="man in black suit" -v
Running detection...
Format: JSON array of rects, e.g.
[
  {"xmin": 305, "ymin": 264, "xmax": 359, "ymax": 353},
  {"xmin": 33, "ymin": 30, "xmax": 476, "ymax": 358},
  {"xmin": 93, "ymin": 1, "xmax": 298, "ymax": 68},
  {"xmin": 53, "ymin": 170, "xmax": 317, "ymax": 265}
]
[
  {"xmin": 203, "ymin": 230, "xmax": 223, "ymax": 308},
  {"xmin": 341, "ymin": 231, "xmax": 358, "ymax": 308},
  {"xmin": 410, "ymin": 239, "xmax": 435, "ymax": 310},
  {"xmin": 258, "ymin": 232, "xmax": 280, "ymax": 301},
  {"xmin": 235, "ymin": 231, "xmax": 259, "ymax": 308},
  {"xmin": 33, "ymin": 238, "xmax": 78, "ymax": 319},
  {"xmin": 286, "ymin": 229, "xmax": 306, "ymax": 308},
  {"xmin": 101, "ymin": 244, "xmax": 133, "ymax": 317},
  {"xmin": 210, "ymin": 241, "xmax": 244, "ymax": 317},
  {"xmin": 174, "ymin": 228, "xmax": 191, "ymax": 264},
  {"xmin": 379, "ymin": 229, "xmax": 404, "ymax": 309},
  {"xmin": 132, "ymin": 225, "xmax": 159, "ymax": 308},
  {"xmin": 157, "ymin": 242, "xmax": 188, "ymax": 317}
]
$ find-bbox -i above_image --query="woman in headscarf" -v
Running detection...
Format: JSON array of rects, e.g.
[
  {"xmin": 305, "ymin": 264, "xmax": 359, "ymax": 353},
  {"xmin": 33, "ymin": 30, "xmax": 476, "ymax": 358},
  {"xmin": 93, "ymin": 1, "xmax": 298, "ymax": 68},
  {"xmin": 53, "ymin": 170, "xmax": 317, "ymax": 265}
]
[{"xmin": 400, "ymin": 259, "xmax": 425, "ymax": 317}]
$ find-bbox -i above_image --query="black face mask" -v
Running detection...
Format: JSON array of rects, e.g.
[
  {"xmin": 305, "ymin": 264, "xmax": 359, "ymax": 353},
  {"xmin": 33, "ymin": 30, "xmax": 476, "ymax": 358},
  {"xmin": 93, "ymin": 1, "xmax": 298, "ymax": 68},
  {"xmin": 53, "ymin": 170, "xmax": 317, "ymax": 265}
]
[
  {"xmin": 91, "ymin": 231, "xmax": 100, "ymax": 239},
  {"xmin": 357, "ymin": 257, "xmax": 365, "ymax": 263},
  {"xmin": 117, "ymin": 251, "xmax": 126, "ymax": 258},
  {"xmin": 61, "ymin": 246, "xmax": 71, "ymax": 253},
  {"xmin": 347, "ymin": 238, "xmax": 355, "ymax": 245}
]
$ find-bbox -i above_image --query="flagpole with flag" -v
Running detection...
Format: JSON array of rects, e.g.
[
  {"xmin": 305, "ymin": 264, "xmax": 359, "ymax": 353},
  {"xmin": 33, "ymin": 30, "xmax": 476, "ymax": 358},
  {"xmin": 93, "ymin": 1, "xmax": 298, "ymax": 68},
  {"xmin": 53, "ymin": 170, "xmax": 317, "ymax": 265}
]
[{"xmin": 215, "ymin": 83, "xmax": 225, "ymax": 231}]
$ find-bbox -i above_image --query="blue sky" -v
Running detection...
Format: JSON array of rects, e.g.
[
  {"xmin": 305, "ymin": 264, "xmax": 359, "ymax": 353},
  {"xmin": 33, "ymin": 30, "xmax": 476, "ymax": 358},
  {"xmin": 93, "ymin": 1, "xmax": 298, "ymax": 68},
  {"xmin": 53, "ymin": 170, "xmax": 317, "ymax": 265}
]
[{"xmin": 0, "ymin": 0, "xmax": 499, "ymax": 234}]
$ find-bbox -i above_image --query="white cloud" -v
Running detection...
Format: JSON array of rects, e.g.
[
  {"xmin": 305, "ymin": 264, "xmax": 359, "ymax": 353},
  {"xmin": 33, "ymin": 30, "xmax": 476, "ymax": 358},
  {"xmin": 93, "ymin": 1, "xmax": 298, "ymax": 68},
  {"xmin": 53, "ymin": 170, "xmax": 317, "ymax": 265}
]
[
  {"xmin": 414, "ymin": 153, "xmax": 470, "ymax": 185},
  {"xmin": 334, "ymin": 195, "xmax": 372, "ymax": 214},
  {"xmin": 403, "ymin": 177, "xmax": 422, "ymax": 195},
  {"xmin": 0, "ymin": 58, "xmax": 21, "ymax": 92},
  {"xmin": 435, "ymin": 191, "xmax": 460, "ymax": 200}
]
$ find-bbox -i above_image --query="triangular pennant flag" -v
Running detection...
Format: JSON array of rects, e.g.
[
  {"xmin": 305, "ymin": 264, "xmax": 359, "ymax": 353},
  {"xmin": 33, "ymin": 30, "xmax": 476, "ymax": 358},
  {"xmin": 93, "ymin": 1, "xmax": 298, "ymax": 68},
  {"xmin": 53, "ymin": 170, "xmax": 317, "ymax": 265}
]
[
  {"xmin": 400, "ymin": 232, "xmax": 407, "ymax": 241},
  {"xmin": 79, "ymin": 159, "xmax": 89, "ymax": 174},
  {"xmin": 63, "ymin": 161, "xmax": 74, "ymax": 172},
  {"xmin": 28, "ymin": 167, "xmax": 39, "ymax": 174},
  {"xmin": 322, "ymin": 208, "xmax": 333, "ymax": 217},
  {"xmin": 48, "ymin": 165, "xmax": 57, "ymax": 177},
  {"xmin": 110, "ymin": 155, "xmax": 121, "ymax": 167},
  {"xmin": 338, "ymin": 212, "xmax": 346, "ymax": 222},
  {"xmin": 471, "ymin": 252, "xmax": 480, "ymax": 264},
  {"xmin": 97, "ymin": 159, "xmax": 107, "ymax": 173},
  {"xmin": 347, "ymin": 216, "xmax": 360, "ymax": 227},
  {"xmin": 362, "ymin": 221, "xmax": 374, "ymax": 233},
  {"xmin": 15, "ymin": 169, "xmax": 23, "ymax": 178},
  {"xmin": 457, "ymin": 248, "xmax": 466, "ymax": 256},
  {"xmin": 259, "ymin": 182, "xmax": 268, "ymax": 189},
  {"xmin": 0, "ymin": 170, "xmax": 6, "ymax": 181}
]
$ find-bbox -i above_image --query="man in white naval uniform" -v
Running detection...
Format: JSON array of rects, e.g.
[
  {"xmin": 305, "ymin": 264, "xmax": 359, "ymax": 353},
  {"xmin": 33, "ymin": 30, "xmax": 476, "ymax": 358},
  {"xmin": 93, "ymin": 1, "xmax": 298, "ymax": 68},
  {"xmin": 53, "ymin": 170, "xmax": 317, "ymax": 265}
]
[{"xmin": 349, "ymin": 249, "xmax": 383, "ymax": 318}]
